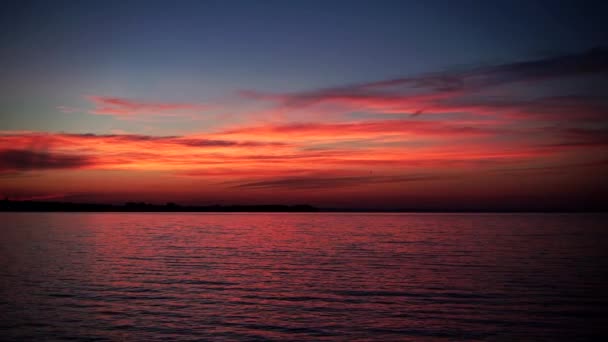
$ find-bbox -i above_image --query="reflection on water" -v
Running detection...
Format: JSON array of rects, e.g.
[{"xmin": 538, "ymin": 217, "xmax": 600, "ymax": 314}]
[{"xmin": 1, "ymin": 213, "xmax": 606, "ymax": 340}]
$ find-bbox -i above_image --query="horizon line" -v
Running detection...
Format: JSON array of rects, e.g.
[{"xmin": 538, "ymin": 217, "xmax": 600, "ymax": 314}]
[{"xmin": 1, "ymin": 199, "xmax": 605, "ymax": 214}]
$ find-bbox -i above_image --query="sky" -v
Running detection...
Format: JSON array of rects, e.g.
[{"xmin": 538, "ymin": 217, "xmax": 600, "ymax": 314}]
[{"xmin": 1, "ymin": 0, "xmax": 607, "ymax": 210}]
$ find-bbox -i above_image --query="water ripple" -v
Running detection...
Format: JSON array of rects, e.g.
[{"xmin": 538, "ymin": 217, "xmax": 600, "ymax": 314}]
[{"xmin": 1, "ymin": 212, "xmax": 606, "ymax": 341}]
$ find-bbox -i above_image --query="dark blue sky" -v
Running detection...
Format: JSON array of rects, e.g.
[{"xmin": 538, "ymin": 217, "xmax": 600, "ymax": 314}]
[
  {"xmin": 2, "ymin": 1, "xmax": 606, "ymax": 91},
  {"xmin": 2, "ymin": 0, "xmax": 606, "ymax": 132}
]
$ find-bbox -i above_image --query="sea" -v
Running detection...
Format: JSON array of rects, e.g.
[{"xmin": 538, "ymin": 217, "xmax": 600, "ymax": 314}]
[{"xmin": 1, "ymin": 212, "xmax": 606, "ymax": 341}]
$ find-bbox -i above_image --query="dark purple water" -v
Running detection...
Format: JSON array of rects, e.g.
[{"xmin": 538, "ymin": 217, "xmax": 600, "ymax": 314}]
[{"xmin": 1, "ymin": 213, "xmax": 606, "ymax": 341}]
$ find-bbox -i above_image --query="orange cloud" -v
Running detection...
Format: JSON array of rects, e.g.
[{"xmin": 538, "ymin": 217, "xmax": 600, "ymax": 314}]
[
  {"xmin": 1, "ymin": 121, "xmax": 597, "ymax": 183},
  {"xmin": 215, "ymin": 119, "xmax": 505, "ymax": 142}
]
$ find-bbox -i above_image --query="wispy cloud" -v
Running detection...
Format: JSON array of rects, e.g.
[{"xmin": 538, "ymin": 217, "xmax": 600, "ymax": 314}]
[
  {"xmin": 493, "ymin": 158, "xmax": 608, "ymax": 176},
  {"xmin": 234, "ymin": 174, "xmax": 446, "ymax": 190},
  {"xmin": 243, "ymin": 47, "xmax": 608, "ymax": 120},
  {"xmin": 87, "ymin": 96, "xmax": 210, "ymax": 117},
  {"xmin": 544, "ymin": 127, "xmax": 608, "ymax": 148}
]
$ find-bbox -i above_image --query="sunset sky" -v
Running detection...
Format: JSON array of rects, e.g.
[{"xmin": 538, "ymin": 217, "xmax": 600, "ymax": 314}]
[{"xmin": 1, "ymin": 0, "xmax": 607, "ymax": 210}]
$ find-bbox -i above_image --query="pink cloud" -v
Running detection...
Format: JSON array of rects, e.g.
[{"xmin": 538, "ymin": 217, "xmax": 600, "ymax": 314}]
[{"xmin": 87, "ymin": 96, "xmax": 210, "ymax": 117}]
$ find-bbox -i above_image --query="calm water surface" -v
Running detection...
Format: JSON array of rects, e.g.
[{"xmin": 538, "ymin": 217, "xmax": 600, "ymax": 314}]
[{"xmin": 1, "ymin": 213, "xmax": 606, "ymax": 341}]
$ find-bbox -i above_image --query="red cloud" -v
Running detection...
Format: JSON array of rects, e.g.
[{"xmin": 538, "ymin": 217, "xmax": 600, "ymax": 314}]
[{"xmin": 3, "ymin": 48, "xmax": 606, "ymax": 205}]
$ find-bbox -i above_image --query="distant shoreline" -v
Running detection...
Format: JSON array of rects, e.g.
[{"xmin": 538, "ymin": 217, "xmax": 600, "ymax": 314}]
[{"xmin": 0, "ymin": 200, "xmax": 605, "ymax": 213}]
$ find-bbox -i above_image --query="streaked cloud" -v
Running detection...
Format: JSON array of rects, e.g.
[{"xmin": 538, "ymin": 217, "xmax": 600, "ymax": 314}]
[
  {"xmin": 243, "ymin": 47, "xmax": 608, "ymax": 120},
  {"xmin": 216, "ymin": 119, "xmax": 505, "ymax": 141}
]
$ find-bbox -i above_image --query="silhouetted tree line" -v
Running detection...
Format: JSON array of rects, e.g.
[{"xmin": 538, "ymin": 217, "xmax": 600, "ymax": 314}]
[{"xmin": 1, "ymin": 198, "xmax": 604, "ymax": 212}]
